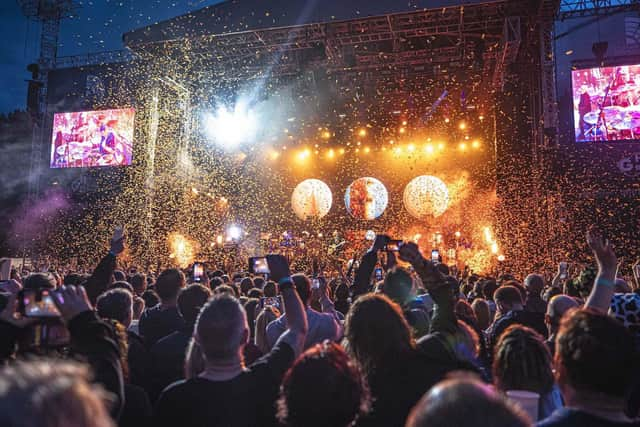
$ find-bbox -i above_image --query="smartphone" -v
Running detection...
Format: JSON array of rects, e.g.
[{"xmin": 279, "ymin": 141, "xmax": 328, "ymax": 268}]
[
  {"xmin": 19, "ymin": 288, "xmax": 61, "ymax": 318},
  {"xmin": 374, "ymin": 267, "xmax": 383, "ymax": 281},
  {"xmin": 385, "ymin": 240, "xmax": 403, "ymax": 252},
  {"xmin": 259, "ymin": 296, "xmax": 282, "ymax": 310},
  {"xmin": 431, "ymin": 249, "xmax": 440, "ymax": 263},
  {"xmin": 192, "ymin": 262, "xmax": 205, "ymax": 282},
  {"xmin": 249, "ymin": 257, "xmax": 270, "ymax": 275},
  {"xmin": 311, "ymin": 278, "xmax": 320, "ymax": 289},
  {"xmin": 559, "ymin": 262, "xmax": 568, "ymax": 279},
  {"xmin": 113, "ymin": 225, "xmax": 124, "ymax": 241}
]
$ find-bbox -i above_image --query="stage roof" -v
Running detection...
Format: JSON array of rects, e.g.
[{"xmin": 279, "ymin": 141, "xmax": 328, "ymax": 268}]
[{"xmin": 123, "ymin": 0, "xmax": 492, "ymax": 46}]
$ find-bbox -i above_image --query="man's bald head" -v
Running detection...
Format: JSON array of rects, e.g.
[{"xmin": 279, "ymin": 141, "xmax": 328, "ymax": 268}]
[{"xmin": 546, "ymin": 295, "xmax": 579, "ymax": 333}]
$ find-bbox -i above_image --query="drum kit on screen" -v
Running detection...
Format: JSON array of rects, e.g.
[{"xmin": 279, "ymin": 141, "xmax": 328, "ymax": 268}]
[{"xmin": 581, "ymin": 84, "xmax": 640, "ymax": 141}]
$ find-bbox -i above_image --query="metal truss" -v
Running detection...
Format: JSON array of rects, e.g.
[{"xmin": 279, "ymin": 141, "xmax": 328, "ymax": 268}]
[
  {"xmin": 53, "ymin": 49, "xmax": 135, "ymax": 70},
  {"xmin": 558, "ymin": 0, "xmax": 640, "ymax": 19},
  {"xmin": 127, "ymin": 1, "xmax": 528, "ymax": 90}
]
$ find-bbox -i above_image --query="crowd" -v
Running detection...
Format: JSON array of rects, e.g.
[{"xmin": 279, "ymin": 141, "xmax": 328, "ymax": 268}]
[{"xmin": 0, "ymin": 228, "xmax": 639, "ymax": 427}]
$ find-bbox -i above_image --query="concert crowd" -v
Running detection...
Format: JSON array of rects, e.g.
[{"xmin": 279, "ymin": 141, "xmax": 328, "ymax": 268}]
[{"xmin": 0, "ymin": 228, "xmax": 639, "ymax": 427}]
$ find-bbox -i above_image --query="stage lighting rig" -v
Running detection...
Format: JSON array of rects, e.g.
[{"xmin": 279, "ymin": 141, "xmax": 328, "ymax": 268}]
[{"xmin": 204, "ymin": 99, "xmax": 258, "ymax": 149}]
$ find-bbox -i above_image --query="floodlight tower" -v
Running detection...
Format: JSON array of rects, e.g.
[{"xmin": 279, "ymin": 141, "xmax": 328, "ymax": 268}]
[{"xmin": 17, "ymin": 0, "xmax": 79, "ymax": 198}]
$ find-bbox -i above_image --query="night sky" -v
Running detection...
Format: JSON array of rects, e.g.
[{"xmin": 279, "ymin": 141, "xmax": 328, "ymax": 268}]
[{"xmin": 0, "ymin": 0, "xmax": 223, "ymax": 114}]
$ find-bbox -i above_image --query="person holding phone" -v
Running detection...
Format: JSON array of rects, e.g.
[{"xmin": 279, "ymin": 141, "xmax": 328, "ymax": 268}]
[{"xmin": 153, "ymin": 254, "xmax": 308, "ymax": 427}]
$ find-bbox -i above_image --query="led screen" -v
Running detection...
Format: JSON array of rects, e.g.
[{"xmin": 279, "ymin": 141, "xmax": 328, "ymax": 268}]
[
  {"xmin": 50, "ymin": 108, "xmax": 135, "ymax": 168},
  {"xmin": 572, "ymin": 64, "xmax": 640, "ymax": 142}
]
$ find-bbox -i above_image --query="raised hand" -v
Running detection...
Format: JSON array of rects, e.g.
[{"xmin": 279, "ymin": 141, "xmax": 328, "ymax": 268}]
[
  {"xmin": 110, "ymin": 226, "xmax": 126, "ymax": 256},
  {"xmin": 398, "ymin": 241, "xmax": 424, "ymax": 266},
  {"xmin": 586, "ymin": 228, "xmax": 617, "ymax": 275},
  {"xmin": 265, "ymin": 254, "xmax": 291, "ymax": 283},
  {"xmin": 53, "ymin": 285, "xmax": 92, "ymax": 323}
]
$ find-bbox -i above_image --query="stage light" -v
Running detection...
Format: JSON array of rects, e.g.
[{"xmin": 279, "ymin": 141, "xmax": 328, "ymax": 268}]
[
  {"xmin": 203, "ymin": 100, "xmax": 258, "ymax": 149},
  {"xmin": 479, "ymin": 115, "xmax": 485, "ymax": 121},
  {"xmin": 358, "ymin": 128, "xmax": 367, "ymax": 137},
  {"xmin": 322, "ymin": 130, "xmax": 331, "ymax": 139},
  {"xmin": 458, "ymin": 142, "xmax": 468, "ymax": 151},
  {"xmin": 438, "ymin": 143, "xmax": 445, "ymax": 151},
  {"xmin": 465, "ymin": 135, "xmax": 470, "ymax": 140},
  {"xmin": 219, "ymin": 197, "xmax": 228, "ymax": 204},
  {"xmin": 339, "ymin": 148, "xmax": 345, "ymax": 155},
  {"xmin": 455, "ymin": 231, "xmax": 461, "ymax": 238},
  {"xmin": 402, "ymin": 120, "xmax": 408, "ymax": 126},
  {"xmin": 364, "ymin": 146, "xmax": 370, "ymax": 153},
  {"xmin": 491, "ymin": 242, "xmax": 499, "ymax": 254},
  {"xmin": 389, "ymin": 140, "xmax": 395, "ymax": 144},
  {"xmin": 227, "ymin": 225, "xmax": 242, "ymax": 241},
  {"xmin": 216, "ymin": 234, "xmax": 223, "ymax": 245},
  {"xmin": 444, "ymin": 117, "xmax": 450, "ymax": 123},
  {"xmin": 459, "ymin": 122, "xmax": 466, "ymax": 130},
  {"xmin": 269, "ymin": 150, "xmax": 280, "ymax": 160},
  {"xmin": 191, "ymin": 187, "xmax": 199, "ymax": 195},
  {"xmin": 399, "ymin": 127, "xmax": 406, "ymax": 134},
  {"xmin": 497, "ymin": 254, "xmax": 506, "ymax": 262},
  {"xmin": 394, "ymin": 147, "xmax": 402, "ymax": 155},
  {"xmin": 297, "ymin": 149, "xmax": 311, "ymax": 162},
  {"xmin": 365, "ymin": 230, "xmax": 376, "ymax": 241},
  {"xmin": 471, "ymin": 140, "xmax": 481, "ymax": 149},
  {"xmin": 355, "ymin": 148, "xmax": 360, "ymax": 153},
  {"xmin": 424, "ymin": 144, "xmax": 434, "ymax": 154},
  {"xmin": 327, "ymin": 148, "xmax": 335, "ymax": 159}
]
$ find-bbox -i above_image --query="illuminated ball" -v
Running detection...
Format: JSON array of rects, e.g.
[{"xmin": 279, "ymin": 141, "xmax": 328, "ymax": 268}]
[
  {"xmin": 403, "ymin": 175, "xmax": 449, "ymax": 219},
  {"xmin": 365, "ymin": 230, "xmax": 376, "ymax": 241},
  {"xmin": 291, "ymin": 179, "xmax": 333, "ymax": 220},
  {"xmin": 344, "ymin": 177, "xmax": 388, "ymax": 220}
]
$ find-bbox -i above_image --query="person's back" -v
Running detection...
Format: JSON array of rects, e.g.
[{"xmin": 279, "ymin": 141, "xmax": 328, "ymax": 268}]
[
  {"xmin": 154, "ymin": 256, "xmax": 307, "ymax": 427},
  {"xmin": 265, "ymin": 274, "xmax": 340, "ymax": 350},
  {"xmin": 139, "ymin": 269, "xmax": 186, "ymax": 347},
  {"xmin": 150, "ymin": 284, "xmax": 211, "ymax": 400}
]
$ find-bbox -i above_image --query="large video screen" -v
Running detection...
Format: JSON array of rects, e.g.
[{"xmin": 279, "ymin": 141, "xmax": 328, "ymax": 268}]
[
  {"xmin": 572, "ymin": 64, "xmax": 640, "ymax": 142},
  {"xmin": 50, "ymin": 108, "xmax": 135, "ymax": 168}
]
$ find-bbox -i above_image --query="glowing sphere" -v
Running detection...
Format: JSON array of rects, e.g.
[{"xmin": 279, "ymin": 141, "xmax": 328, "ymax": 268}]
[
  {"xmin": 291, "ymin": 179, "xmax": 333, "ymax": 220},
  {"xmin": 365, "ymin": 230, "xmax": 376, "ymax": 241},
  {"xmin": 403, "ymin": 175, "xmax": 449, "ymax": 219},
  {"xmin": 344, "ymin": 177, "xmax": 388, "ymax": 220}
]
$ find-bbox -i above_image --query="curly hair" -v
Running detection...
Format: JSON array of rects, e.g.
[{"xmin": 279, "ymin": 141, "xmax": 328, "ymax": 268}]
[{"xmin": 493, "ymin": 324, "xmax": 553, "ymax": 395}]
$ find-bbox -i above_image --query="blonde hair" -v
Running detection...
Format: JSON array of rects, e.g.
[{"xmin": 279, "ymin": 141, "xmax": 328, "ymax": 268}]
[{"xmin": 0, "ymin": 360, "xmax": 114, "ymax": 427}]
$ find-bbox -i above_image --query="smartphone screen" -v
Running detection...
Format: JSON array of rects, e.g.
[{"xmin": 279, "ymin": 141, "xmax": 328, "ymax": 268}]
[
  {"xmin": 311, "ymin": 278, "xmax": 320, "ymax": 289},
  {"xmin": 374, "ymin": 267, "xmax": 383, "ymax": 281},
  {"xmin": 559, "ymin": 262, "xmax": 568, "ymax": 279},
  {"xmin": 431, "ymin": 250, "xmax": 440, "ymax": 263},
  {"xmin": 385, "ymin": 240, "xmax": 403, "ymax": 252},
  {"xmin": 249, "ymin": 257, "xmax": 270, "ymax": 275},
  {"xmin": 20, "ymin": 289, "xmax": 61, "ymax": 318},
  {"xmin": 193, "ymin": 262, "xmax": 205, "ymax": 282},
  {"xmin": 259, "ymin": 296, "xmax": 281, "ymax": 310}
]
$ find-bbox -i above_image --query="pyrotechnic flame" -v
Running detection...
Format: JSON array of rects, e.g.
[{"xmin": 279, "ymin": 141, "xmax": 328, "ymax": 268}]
[{"xmin": 168, "ymin": 233, "xmax": 197, "ymax": 268}]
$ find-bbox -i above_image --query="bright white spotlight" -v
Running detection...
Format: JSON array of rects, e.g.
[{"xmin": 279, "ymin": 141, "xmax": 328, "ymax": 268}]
[
  {"xmin": 204, "ymin": 99, "xmax": 258, "ymax": 149},
  {"xmin": 227, "ymin": 225, "xmax": 242, "ymax": 241}
]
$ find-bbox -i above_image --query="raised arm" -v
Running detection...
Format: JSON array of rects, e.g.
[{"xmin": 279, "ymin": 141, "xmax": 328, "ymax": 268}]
[
  {"xmin": 398, "ymin": 242, "xmax": 457, "ymax": 335},
  {"xmin": 266, "ymin": 255, "xmax": 308, "ymax": 356},
  {"xmin": 584, "ymin": 228, "xmax": 618, "ymax": 313},
  {"xmin": 85, "ymin": 229, "xmax": 124, "ymax": 306},
  {"xmin": 351, "ymin": 235, "xmax": 388, "ymax": 299}
]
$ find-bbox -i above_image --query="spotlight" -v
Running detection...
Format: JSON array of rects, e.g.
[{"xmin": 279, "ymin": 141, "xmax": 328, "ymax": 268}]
[
  {"xmin": 437, "ymin": 143, "xmax": 445, "ymax": 151},
  {"xmin": 269, "ymin": 150, "xmax": 280, "ymax": 160},
  {"xmin": 479, "ymin": 115, "xmax": 485, "ymax": 121},
  {"xmin": 424, "ymin": 144, "xmax": 434, "ymax": 154},
  {"xmin": 322, "ymin": 130, "xmax": 331, "ymax": 139},
  {"xmin": 227, "ymin": 225, "xmax": 242, "ymax": 241},
  {"xmin": 407, "ymin": 144, "xmax": 415, "ymax": 152},
  {"xmin": 454, "ymin": 231, "xmax": 461, "ymax": 238},
  {"xmin": 216, "ymin": 234, "xmax": 223, "ymax": 245},
  {"xmin": 491, "ymin": 243, "xmax": 499, "ymax": 254},
  {"xmin": 444, "ymin": 117, "xmax": 450, "ymax": 123},
  {"xmin": 191, "ymin": 187, "xmax": 199, "ymax": 195},
  {"xmin": 497, "ymin": 254, "xmax": 506, "ymax": 262},
  {"xmin": 364, "ymin": 146, "xmax": 370, "ymax": 153},
  {"xmin": 399, "ymin": 127, "xmax": 406, "ymax": 134},
  {"xmin": 339, "ymin": 148, "xmax": 345, "ymax": 155},
  {"xmin": 458, "ymin": 142, "xmax": 467, "ymax": 151},
  {"xmin": 471, "ymin": 140, "xmax": 481, "ymax": 149},
  {"xmin": 358, "ymin": 128, "xmax": 367, "ymax": 137},
  {"xmin": 459, "ymin": 122, "xmax": 466, "ymax": 130},
  {"xmin": 203, "ymin": 99, "xmax": 258, "ymax": 149},
  {"xmin": 327, "ymin": 148, "xmax": 335, "ymax": 159}
]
